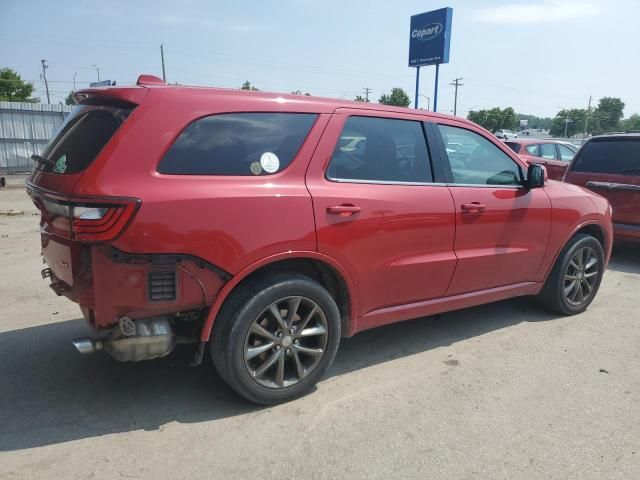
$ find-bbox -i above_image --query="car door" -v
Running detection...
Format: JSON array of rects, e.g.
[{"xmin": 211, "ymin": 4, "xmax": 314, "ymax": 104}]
[
  {"xmin": 535, "ymin": 143, "xmax": 565, "ymax": 180},
  {"xmin": 305, "ymin": 110, "xmax": 457, "ymax": 318},
  {"xmin": 434, "ymin": 122, "xmax": 551, "ymax": 295}
]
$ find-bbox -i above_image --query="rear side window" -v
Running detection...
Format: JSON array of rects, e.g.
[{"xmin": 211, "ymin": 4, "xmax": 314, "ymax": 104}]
[
  {"xmin": 540, "ymin": 143, "xmax": 557, "ymax": 160},
  {"xmin": 41, "ymin": 103, "xmax": 133, "ymax": 175},
  {"xmin": 158, "ymin": 113, "xmax": 317, "ymax": 175},
  {"xmin": 558, "ymin": 144, "xmax": 576, "ymax": 161},
  {"xmin": 327, "ymin": 116, "xmax": 433, "ymax": 183},
  {"xmin": 572, "ymin": 139, "xmax": 640, "ymax": 175}
]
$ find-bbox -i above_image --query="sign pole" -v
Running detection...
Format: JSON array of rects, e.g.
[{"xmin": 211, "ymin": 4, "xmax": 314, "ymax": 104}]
[
  {"xmin": 414, "ymin": 66, "xmax": 420, "ymax": 109},
  {"xmin": 433, "ymin": 63, "xmax": 440, "ymax": 112}
]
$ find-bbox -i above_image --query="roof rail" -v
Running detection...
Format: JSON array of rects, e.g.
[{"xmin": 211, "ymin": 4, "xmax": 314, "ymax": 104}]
[{"xmin": 136, "ymin": 75, "xmax": 167, "ymax": 86}]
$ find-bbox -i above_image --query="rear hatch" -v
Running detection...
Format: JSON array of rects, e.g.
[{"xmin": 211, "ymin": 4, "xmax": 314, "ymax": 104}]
[
  {"xmin": 27, "ymin": 90, "xmax": 143, "ymax": 289},
  {"xmin": 564, "ymin": 136, "xmax": 640, "ymax": 226}
]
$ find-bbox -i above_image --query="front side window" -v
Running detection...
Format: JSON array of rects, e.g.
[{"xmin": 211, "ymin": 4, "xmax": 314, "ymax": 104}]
[
  {"xmin": 572, "ymin": 138, "xmax": 640, "ymax": 174},
  {"xmin": 327, "ymin": 116, "xmax": 433, "ymax": 183},
  {"xmin": 540, "ymin": 143, "xmax": 557, "ymax": 160},
  {"xmin": 158, "ymin": 113, "xmax": 317, "ymax": 175},
  {"xmin": 505, "ymin": 142, "xmax": 521, "ymax": 153},
  {"xmin": 438, "ymin": 124, "xmax": 522, "ymax": 186},
  {"xmin": 526, "ymin": 144, "xmax": 540, "ymax": 156},
  {"xmin": 558, "ymin": 144, "xmax": 576, "ymax": 161}
]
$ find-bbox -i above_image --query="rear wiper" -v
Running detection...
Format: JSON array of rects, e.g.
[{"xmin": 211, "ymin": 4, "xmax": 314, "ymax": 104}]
[{"xmin": 31, "ymin": 154, "xmax": 56, "ymax": 168}]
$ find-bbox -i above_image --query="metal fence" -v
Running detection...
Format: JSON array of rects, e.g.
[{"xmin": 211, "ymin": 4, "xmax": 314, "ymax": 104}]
[{"xmin": 0, "ymin": 101, "xmax": 74, "ymax": 173}]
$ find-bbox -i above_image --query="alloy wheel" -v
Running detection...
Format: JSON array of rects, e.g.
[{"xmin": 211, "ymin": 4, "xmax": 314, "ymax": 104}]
[
  {"xmin": 243, "ymin": 296, "xmax": 329, "ymax": 389},
  {"xmin": 563, "ymin": 246, "xmax": 599, "ymax": 306}
]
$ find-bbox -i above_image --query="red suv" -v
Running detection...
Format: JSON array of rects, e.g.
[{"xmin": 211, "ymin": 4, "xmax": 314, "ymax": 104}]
[
  {"xmin": 506, "ymin": 139, "xmax": 578, "ymax": 180},
  {"xmin": 563, "ymin": 133, "xmax": 640, "ymax": 243},
  {"xmin": 27, "ymin": 76, "xmax": 612, "ymax": 404}
]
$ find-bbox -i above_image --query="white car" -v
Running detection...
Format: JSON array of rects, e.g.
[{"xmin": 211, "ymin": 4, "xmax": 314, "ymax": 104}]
[{"xmin": 494, "ymin": 129, "xmax": 518, "ymax": 140}]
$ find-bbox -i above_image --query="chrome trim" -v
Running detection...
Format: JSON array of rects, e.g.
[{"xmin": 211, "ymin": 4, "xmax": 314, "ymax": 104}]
[
  {"xmin": 446, "ymin": 183, "xmax": 524, "ymax": 189},
  {"xmin": 586, "ymin": 181, "xmax": 640, "ymax": 192},
  {"xmin": 327, "ymin": 177, "xmax": 447, "ymax": 187}
]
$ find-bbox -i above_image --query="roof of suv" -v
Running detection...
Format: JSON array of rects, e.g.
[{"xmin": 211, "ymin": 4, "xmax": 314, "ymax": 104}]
[
  {"xmin": 590, "ymin": 132, "xmax": 640, "ymax": 139},
  {"xmin": 77, "ymin": 74, "xmax": 458, "ymax": 122}
]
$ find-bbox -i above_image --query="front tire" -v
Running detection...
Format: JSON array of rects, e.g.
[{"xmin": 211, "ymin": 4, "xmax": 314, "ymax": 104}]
[
  {"xmin": 211, "ymin": 273, "xmax": 341, "ymax": 405},
  {"xmin": 538, "ymin": 233, "xmax": 604, "ymax": 315}
]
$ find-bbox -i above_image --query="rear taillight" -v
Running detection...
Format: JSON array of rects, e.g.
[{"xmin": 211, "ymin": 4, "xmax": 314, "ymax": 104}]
[{"xmin": 35, "ymin": 192, "xmax": 140, "ymax": 242}]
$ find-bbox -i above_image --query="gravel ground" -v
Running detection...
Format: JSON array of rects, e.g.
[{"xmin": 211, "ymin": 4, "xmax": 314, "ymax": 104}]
[{"xmin": 1, "ymin": 174, "xmax": 638, "ymax": 479}]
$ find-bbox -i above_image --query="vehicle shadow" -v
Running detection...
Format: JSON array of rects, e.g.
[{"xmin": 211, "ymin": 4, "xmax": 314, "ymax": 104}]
[
  {"xmin": 0, "ymin": 295, "xmax": 559, "ymax": 452},
  {"xmin": 607, "ymin": 243, "xmax": 640, "ymax": 274}
]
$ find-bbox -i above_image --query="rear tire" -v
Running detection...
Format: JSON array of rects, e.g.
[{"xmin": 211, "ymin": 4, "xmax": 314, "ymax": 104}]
[
  {"xmin": 538, "ymin": 233, "xmax": 604, "ymax": 315},
  {"xmin": 211, "ymin": 273, "xmax": 341, "ymax": 405}
]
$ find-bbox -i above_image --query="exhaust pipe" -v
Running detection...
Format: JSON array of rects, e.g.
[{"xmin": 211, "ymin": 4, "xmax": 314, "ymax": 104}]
[
  {"xmin": 71, "ymin": 317, "xmax": 174, "ymax": 361},
  {"xmin": 72, "ymin": 337, "xmax": 103, "ymax": 354}
]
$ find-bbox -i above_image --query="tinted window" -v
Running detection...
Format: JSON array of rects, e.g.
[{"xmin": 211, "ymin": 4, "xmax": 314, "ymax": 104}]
[
  {"xmin": 526, "ymin": 144, "xmax": 540, "ymax": 156},
  {"xmin": 540, "ymin": 143, "xmax": 556, "ymax": 160},
  {"xmin": 41, "ymin": 104, "xmax": 133, "ymax": 175},
  {"xmin": 327, "ymin": 116, "xmax": 432, "ymax": 183},
  {"xmin": 557, "ymin": 144, "xmax": 576, "ymax": 161},
  {"xmin": 505, "ymin": 142, "xmax": 521, "ymax": 153},
  {"xmin": 572, "ymin": 138, "xmax": 640, "ymax": 174},
  {"xmin": 158, "ymin": 113, "xmax": 317, "ymax": 175},
  {"xmin": 438, "ymin": 125, "xmax": 522, "ymax": 186}
]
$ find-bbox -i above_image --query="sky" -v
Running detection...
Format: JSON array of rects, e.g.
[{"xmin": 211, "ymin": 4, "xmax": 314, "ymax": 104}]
[{"xmin": 2, "ymin": 0, "xmax": 639, "ymax": 118}]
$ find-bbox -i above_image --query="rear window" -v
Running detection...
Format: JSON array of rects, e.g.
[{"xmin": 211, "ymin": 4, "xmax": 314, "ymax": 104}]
[
  {"xmin": 571, "ymin": 138, "xmax": 640, "ymax": 175},
  {"xmin": 505, "ymin": 142, "xmax": 521, "ymax": 153},
  {"xmin": 40, "ymin": 102, "xmax": 133, "ymax": 175},
  {"xmin": 157, "ymin": 113, "xmax": 318, "ymax": 175}
]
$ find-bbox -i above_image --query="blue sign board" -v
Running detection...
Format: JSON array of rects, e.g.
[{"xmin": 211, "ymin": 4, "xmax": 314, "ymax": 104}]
[{"xmin": 408, "ymin": 7, "xmax": 453, "ymax": 67}]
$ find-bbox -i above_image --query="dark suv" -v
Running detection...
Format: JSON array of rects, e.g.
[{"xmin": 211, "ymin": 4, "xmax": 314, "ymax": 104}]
[
  {"xmin": 27, "ymin": 75, "xmax": 612, "ymax": 404},
  {"xmin": 563, "ymin": 133, "xmax": 640, "ymax": 243}
]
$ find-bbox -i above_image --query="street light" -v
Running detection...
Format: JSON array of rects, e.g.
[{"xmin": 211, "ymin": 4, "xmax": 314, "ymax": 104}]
[
  {"xmin": 92, "ymin": 64, "xmax": 100, "ymax": 82},
  {"xmin": 419, "ymin": 95, "xmax": 431, "ymax": 111}
]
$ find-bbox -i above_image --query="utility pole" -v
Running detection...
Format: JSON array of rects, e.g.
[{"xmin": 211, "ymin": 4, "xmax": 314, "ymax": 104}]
[
  {"xmin": 363, "ymin": 87, "xmax": 371, "ymax": 102},
  {"xmin": 584, "ymin": 95, "xmax": 592, "ymax": 136},
  {"xmin": 73, "ymin": 72, "xmax": 77, "ymax": 91},
  {"xmin": 450, "ymin": 77, "xmax": 463, "ymax": 116},
  {"xmin": 40, "ymin": 59, "xmax": 50, "ymax": 104},
  {"xmin": 564, "ymin": 111, "xmax": 572, "ymax": 138},
  {"xmin": 160, "ymin": 44, "xmax": 166, "ymax": 81},
  {"xmin": 92, "ymin": 64, "xmax": 100, "ymax": 82}
]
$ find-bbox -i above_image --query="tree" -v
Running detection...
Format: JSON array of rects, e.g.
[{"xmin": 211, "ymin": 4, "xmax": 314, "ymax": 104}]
[
  {"xmin": 621, "ymin": 114, "xmax": 640, "ymax": 132},
  {"xmin": 517, "ymin": 113, "xmax": 553, "ymax": 130},
  {"xmin": 0, "ymin": 68, "xmax": 38, "ymax": 102},
  {"xmin": 591, "ymin": 97, "xmax": 625, "ymax": 134},
  {"xmin": 65, "ymin": 91, "xmax": 76, "ymax": 105},
  {"xmin": 550, "ymin": 109, "xmax": 587, "ymax": 138},
  {"xmin": 378, "ymin": 88, "xmax": 411, "ymax": 108},
  {"xmin": 467, "ymin": 107, "xmax": 517, "ymax": 132},
  {"xmin": 291, "ymin": 90, "xmax": 311, "ymax": 96},
  {"xmin": 354, "ymin": 95, "xmax": 369, "ymax": 102},
  {"xmin": 240, "ymin": 81, "xmax": 259, "ymax": 91}
]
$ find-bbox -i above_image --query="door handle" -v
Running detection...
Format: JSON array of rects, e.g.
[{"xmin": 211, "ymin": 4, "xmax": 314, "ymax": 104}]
[
  {"xmin": 327, "ymin": 204, "xmax": 361, "ymax": 216},
  {"xmin": 460, "ymin": 202, "xmax": 486, "ymax": 213}
]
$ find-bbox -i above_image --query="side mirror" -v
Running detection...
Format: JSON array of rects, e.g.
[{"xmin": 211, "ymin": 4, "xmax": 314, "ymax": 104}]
[{"xmin": 525, "ymin": 163, "xmax": 546, "ymax": 189}]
